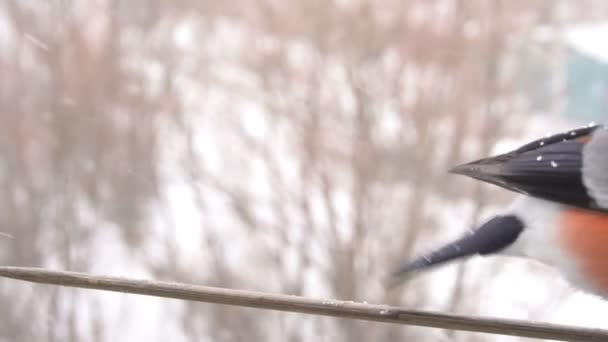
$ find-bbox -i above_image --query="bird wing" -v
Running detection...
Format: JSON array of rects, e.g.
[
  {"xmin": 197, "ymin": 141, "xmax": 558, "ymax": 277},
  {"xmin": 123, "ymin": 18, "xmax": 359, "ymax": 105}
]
[
  {"xmin": 451, "ymin": 125, "xmax": 605, "ymax": 211},
  {"xmin": 583, "ymin": 127, "xmax": 608, "ymax": 209}
]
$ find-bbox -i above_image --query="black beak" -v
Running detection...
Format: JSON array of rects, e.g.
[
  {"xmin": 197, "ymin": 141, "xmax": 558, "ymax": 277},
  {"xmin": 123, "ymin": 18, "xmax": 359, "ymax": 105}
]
[
  {"xmin": 447, "ymin": 139, "xmax": 595, "ymax": 211},
  {"xmin": 391, "ymin": 215, "xmax": 524, "ymax": 283},
  {"xmin": 449, "ymin": 157, "xmax": 513, "ymax": 189}
]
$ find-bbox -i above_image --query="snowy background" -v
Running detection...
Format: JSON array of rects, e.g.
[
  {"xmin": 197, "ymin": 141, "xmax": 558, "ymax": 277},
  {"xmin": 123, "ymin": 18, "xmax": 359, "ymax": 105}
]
[{"xmin": 0, "ymin": 1, "xmax": 608, "ymax": 341}]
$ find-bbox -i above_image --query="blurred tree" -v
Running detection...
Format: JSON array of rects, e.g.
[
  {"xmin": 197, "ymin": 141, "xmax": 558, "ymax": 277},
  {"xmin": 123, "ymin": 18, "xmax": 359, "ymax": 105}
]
[{"xmin": 0, "ymin": 1, "xmax": 606, "ymax": 341}]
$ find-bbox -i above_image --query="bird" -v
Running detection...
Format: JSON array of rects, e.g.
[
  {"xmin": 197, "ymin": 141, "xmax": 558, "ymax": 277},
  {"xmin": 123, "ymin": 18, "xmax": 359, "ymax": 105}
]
[{"xmin": 392, "ymin": 124, "xmax": 608, "ymax": 298}]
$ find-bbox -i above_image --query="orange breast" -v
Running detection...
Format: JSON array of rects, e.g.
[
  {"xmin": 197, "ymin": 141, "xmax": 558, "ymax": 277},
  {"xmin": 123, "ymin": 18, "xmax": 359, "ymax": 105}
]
[
  {"xmin": 560, "ymin": 209, "xmax": 608, "ymax": 292},
  {"xmin": 577, "ymin": 135, "xmax": 593, "ymax": 144}
]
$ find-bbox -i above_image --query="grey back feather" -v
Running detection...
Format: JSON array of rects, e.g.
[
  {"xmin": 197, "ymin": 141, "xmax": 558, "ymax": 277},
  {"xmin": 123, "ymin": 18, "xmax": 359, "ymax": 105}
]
[{"xmin": 583, "ymin": 127, "xmax": 608, "ymax": 208}]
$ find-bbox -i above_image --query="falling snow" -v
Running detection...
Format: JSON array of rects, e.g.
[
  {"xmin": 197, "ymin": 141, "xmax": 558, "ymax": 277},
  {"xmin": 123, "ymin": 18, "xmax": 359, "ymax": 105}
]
[
  {"xmin": 0, "ymin": 232, "xmax": 14, "ymax": 239},
  {"xmin": 24, "ymin": 33, "xmax": 49, "ymax": 51},
  {"xmin": 551, "ymin": 160, "xmax": 559, "ymax": 168},
  {"xmin": 536, "ymin": 155, "xmax": 543, "ymax": 161},
  {"xmin": 540, "ymin": 141, "xmax": 545, "ymax": 146}
]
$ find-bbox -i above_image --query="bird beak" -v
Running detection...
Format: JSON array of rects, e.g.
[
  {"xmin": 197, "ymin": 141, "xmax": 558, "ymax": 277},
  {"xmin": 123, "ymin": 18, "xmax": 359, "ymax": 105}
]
[
  {"xmin": 447, "ymin": 141, "xmax": 592, "ymax": 210},
  {"xmin": 391, "ymin": 215, "xmax": 524, "ymax": 284},
  {"xmin": 449, "ymin": 157, "xmax": 511, "ymax": 189}
]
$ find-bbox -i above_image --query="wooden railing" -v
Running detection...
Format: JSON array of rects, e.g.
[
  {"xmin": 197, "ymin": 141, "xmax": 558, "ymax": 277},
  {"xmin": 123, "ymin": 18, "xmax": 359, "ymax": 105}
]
[{"xmin": 0, "ymin": 267, "xmax": 606, "ymax": 341}]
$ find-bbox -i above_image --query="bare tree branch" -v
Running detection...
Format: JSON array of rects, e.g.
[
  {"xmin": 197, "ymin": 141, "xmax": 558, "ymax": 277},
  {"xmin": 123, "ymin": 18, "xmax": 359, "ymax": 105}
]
[{"xmin": 0, "ymin": 267, "xmax": 606, "ymax": 342}]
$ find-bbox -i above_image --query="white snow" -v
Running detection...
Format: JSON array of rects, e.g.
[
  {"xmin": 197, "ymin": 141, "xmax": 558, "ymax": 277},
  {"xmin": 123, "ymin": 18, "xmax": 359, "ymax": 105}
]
[
  {"xmin": 565, "ymin": 23, "xmax": 608, "ymax": 62},
  {"xmin": 534, "ymin": 22, "xmax": 608, "ymax": 62}
]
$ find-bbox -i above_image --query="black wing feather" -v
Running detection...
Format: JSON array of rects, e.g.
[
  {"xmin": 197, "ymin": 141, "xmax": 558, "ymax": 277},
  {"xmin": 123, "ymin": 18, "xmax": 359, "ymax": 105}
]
[
  {"xmin": 502, "ymin": 141, "xmax": 593, "ymax": 208},
  {"xmin": 514, "ymin": 125, "xmax": 600, "ymax": 154}
]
